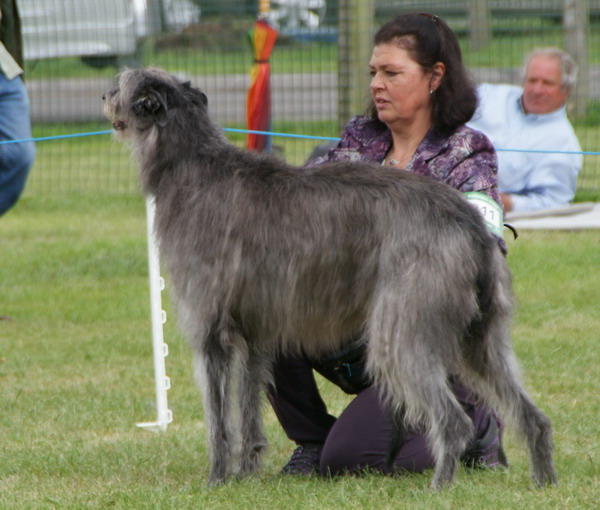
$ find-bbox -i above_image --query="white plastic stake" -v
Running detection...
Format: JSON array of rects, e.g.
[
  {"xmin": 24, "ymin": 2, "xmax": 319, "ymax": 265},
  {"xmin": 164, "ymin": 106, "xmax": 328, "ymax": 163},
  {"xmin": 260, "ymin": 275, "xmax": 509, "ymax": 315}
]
[{"xmin": 137, "ymin": 197, "xmax": 173, "ymax": 432}]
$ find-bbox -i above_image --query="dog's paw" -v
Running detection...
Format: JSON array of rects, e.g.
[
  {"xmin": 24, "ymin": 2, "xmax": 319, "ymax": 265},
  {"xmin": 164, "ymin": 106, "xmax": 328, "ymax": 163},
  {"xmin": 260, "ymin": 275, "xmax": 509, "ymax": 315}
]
[{"xmin": 206, "ymin": 472, "xmax": 227, "ymax": 487}]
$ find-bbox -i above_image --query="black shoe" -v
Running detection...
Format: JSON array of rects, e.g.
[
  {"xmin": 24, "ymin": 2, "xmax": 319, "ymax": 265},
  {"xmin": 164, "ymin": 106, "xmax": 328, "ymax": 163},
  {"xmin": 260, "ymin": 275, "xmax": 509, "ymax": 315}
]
[
  {"xmin": 280, "ymin": 443, "xmax": 323, "ymax": 475},
  {"xmin": 461, "ymin": 416, "xmax": 509, "ymax": 469}
]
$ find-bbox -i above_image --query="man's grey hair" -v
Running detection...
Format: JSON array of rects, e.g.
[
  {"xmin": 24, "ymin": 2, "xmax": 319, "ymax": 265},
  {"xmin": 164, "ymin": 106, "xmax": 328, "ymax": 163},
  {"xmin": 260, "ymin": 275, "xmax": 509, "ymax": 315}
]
[{"xmin": 522, "ymin": 47, "xmax": 578, "ymax": 91}]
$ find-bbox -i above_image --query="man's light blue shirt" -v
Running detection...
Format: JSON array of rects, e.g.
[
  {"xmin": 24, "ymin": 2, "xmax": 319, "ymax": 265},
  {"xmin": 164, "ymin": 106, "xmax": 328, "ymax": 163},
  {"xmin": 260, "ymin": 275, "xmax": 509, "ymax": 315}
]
[{"xmin": 468, "ymin": 83, "xmax": 582, "ymax": 212}]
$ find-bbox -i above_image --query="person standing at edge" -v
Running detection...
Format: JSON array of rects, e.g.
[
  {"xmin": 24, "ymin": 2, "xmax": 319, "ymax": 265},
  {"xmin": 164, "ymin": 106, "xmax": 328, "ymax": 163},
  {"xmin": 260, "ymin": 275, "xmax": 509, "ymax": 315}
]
[{"xmin": 0, "ymin": 0, "xmax": 34, "ymax": 216}]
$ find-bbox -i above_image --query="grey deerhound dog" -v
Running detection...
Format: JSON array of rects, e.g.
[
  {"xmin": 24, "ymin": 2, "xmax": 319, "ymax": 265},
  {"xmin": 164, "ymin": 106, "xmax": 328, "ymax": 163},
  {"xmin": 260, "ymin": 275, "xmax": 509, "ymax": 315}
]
[{"xmin": 103, "ymin": 67, "xmax": 556, "ymax": 489}]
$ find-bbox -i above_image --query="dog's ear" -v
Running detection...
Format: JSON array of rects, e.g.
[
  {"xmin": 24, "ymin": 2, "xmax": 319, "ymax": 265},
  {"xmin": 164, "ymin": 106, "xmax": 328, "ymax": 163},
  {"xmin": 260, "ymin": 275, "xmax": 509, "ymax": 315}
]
[
  {"xmin": 196, "ymin": 89, "xmax": 208, "ymax": 107},
  {"xmin": 132, "ymin": 88, "xmax": 169, "ymax": 127},
  {"xmin": 183, "ymin": 81, "xmax": 208, "ymax": 108}
]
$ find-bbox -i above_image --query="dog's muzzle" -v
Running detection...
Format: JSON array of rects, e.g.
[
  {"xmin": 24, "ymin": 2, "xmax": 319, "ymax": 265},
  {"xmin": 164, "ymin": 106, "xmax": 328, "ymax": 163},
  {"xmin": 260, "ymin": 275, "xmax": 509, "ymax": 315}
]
[{"xmin": 112, "ymin": 120, "xmax": 126, "ymax": 130}]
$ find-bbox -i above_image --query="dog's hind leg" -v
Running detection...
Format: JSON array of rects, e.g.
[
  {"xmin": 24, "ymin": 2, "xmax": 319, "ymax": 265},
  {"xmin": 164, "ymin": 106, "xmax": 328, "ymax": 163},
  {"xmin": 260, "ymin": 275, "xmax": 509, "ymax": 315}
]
[
  {"xmin": 236, "ymin": 344, "xmax": 270, "ymax": 477},
  {"xmin": 192, "ymin": 320, "xmax": 238, "ymax": 485},
  {"xmin": 378, "ymin": 350, "xmax": 474, "ymax": 489},
  {"xmin": 414, "ymin": 376, "xmax": 474, "ymax": 489},
  {"xmin": 367, "ymin": 285, "xmax": 475, "ymax": 489}
]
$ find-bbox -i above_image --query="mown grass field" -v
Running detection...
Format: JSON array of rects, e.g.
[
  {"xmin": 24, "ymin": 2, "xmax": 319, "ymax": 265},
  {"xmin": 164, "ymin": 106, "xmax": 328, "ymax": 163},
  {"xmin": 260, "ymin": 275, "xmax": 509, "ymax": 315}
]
[{"xmin": 1, "ymin": 190, "xmax": 599, "ymax": 509}]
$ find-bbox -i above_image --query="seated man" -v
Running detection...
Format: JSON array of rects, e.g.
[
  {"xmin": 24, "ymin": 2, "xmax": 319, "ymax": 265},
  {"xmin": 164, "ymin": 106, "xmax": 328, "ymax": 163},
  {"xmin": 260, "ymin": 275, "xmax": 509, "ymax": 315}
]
[{"xmin": 468, "ymin": 47, "xmax": 582, "ymax": 213}]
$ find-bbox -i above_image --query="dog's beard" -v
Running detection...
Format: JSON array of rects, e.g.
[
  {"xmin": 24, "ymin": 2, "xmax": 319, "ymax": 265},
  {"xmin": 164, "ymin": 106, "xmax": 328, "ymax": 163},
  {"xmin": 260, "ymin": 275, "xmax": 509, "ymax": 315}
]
[
  {"xmin": 102, "ymin": 96, "xmax": 127, "ymax": 134},
  {"xmin": 108, "ymin": 117, "xmax": 129, "ymax": 140}
]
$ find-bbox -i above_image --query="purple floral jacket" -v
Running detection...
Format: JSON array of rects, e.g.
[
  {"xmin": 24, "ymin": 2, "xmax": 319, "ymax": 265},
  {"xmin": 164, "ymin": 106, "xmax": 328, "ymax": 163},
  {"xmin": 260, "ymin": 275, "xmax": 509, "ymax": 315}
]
[{"xmin": 310, "ymin": 115, "xmax": 506, "ymax": 251}]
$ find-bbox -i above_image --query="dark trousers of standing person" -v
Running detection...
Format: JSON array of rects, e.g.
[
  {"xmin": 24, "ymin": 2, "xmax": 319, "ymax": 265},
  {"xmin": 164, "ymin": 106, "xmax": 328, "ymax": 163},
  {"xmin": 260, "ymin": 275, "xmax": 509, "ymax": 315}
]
[{"xmin": 269, "ymin": 354, "xmax": 505, "ymax": 476}]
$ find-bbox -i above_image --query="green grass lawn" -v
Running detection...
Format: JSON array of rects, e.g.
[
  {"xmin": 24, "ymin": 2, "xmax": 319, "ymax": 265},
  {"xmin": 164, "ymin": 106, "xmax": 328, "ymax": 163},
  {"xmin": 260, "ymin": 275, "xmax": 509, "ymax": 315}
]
[{"xmin": 1, "ymin": 193, "xmax": 599, "ymax": 509}]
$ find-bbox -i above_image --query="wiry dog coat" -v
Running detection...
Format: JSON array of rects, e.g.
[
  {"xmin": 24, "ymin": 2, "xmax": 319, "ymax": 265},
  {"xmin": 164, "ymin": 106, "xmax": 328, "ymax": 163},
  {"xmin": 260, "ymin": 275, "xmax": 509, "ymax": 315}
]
[{"xmin": 104, "ymin": 67, "xmax": 556, "ymax": 488}]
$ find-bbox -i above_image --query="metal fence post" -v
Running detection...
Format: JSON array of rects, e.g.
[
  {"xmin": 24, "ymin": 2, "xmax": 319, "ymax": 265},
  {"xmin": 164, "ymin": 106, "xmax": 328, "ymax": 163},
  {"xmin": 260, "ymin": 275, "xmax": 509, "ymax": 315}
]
[
  {"xmin": 563, "ymin": 0, "xmax": 590, "ymax": 119},
  {"xmin": 337, "ymin": 0, "xmax": 374, "ymax": 132}
]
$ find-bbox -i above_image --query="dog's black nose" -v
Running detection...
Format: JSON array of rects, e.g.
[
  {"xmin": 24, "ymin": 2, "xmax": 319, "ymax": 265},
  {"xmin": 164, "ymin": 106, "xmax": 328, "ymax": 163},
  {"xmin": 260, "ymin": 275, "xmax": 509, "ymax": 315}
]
[{"xmin": 102, "ymin": 94, "xmax": 106, "ymax": 101}]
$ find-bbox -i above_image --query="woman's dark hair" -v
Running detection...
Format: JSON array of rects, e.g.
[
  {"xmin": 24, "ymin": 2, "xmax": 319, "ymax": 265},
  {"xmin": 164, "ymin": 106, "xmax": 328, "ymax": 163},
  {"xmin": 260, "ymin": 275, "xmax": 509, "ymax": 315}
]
[{"xmin": 368, "ymin": 12, "xmax": 477, "ymax": 134}]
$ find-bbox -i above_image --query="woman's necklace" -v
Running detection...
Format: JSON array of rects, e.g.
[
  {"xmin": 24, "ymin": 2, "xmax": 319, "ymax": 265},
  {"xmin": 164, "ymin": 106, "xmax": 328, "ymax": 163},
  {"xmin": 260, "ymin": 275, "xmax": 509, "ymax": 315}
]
[{"xmin": 384, "ymin": 151, "xmax": 415, "ymax": 169}]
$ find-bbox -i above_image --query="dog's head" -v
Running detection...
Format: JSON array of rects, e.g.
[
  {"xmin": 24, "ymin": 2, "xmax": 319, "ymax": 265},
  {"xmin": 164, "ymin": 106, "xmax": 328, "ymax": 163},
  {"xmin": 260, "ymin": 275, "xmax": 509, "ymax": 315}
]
[{"xmin": 103, "ymin": 67, "xmax": 208, "ymax": 137}]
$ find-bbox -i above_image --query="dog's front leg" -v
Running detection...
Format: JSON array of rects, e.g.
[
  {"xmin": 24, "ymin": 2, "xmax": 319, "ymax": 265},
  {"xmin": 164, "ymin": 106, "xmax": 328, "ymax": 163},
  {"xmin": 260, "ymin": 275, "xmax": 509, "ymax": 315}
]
[
  {"xmin": 236, "ymin": 346, "xmax": 270, "ymax": 477},
  {"xmin": 193, "ymin": 325, "xmax": 236, "ymax": 485}
]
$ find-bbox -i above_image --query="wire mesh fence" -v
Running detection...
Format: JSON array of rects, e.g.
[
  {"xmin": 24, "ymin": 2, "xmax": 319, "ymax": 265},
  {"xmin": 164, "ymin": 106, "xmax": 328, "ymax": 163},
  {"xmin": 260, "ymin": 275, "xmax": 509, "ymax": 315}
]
[{"xmin": 19, "ymin": 0, "xmax": 600, "ymax": 197}]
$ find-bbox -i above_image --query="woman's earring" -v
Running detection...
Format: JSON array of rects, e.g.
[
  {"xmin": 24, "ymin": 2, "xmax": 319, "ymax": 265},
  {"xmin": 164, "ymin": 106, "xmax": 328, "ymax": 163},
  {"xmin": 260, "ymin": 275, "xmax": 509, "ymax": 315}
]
[{"xmin": 429, "ymin": 89, "xmax": 434, "ymax": 95}]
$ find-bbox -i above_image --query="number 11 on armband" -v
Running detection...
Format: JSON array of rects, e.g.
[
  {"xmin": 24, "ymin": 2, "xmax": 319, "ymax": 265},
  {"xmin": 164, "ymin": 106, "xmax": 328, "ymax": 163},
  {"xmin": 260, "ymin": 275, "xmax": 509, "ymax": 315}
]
[{"xmin": 463, "ymin": 192, "xmax": 504, "ymax": 238}]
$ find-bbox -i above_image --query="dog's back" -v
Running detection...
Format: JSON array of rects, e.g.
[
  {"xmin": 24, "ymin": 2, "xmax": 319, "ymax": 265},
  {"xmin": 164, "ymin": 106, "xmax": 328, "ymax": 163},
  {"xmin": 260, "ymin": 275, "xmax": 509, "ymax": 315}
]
[{"xmin": 153, "ymin": 149, "xmax": 504, "ymax": 362}]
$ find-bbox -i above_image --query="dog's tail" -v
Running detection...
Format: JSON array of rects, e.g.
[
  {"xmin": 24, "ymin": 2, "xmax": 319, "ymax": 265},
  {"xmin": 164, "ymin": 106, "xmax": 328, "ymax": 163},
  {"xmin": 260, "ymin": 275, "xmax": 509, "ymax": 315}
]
[{"xmin": 464, "ymin": 245, "xmax": 557, "ymax": 486}]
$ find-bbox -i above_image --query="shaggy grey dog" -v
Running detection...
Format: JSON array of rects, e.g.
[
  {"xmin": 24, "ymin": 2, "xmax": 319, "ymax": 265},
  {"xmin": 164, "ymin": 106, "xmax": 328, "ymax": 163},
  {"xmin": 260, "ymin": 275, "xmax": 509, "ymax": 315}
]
[{"xmin": 103, "ymin": 67, "xmax": 556, "ymax": 489}]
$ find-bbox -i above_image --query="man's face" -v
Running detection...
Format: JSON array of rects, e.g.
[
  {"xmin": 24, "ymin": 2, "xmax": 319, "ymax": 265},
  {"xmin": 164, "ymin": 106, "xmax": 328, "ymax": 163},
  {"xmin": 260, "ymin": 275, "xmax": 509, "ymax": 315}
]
[{"xmin": 521, "ymin": 55, "xmax": 570, "ymax": 114}]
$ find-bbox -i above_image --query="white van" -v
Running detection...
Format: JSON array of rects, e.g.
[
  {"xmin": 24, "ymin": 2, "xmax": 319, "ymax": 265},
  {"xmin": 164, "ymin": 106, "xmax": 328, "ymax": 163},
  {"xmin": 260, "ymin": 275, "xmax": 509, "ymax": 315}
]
[{"xmin": 19, "ymin": 0, "xmax": 200, "ymax": 68}]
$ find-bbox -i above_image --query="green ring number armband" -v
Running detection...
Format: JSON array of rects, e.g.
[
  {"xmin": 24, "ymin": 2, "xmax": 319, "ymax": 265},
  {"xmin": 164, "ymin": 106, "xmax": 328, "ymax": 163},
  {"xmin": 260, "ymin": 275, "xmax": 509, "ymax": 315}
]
[{"xmin": 463, "ymin": 192, "xmax": 504, "ymax": 238}]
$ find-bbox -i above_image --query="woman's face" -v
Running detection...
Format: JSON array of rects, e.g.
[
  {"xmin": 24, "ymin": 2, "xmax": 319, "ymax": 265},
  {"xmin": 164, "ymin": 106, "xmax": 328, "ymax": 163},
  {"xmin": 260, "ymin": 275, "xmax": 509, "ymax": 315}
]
[{"xmin": 369, "ymin": 43, "xmax": 442, "ymax": 130}]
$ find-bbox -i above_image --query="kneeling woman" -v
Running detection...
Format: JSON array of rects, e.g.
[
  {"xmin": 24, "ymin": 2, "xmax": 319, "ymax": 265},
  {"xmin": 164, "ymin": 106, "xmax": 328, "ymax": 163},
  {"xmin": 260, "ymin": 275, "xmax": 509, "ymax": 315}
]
[{"xmin": 269, "ymin": 12, "xmax": 507, "ymax": 476}]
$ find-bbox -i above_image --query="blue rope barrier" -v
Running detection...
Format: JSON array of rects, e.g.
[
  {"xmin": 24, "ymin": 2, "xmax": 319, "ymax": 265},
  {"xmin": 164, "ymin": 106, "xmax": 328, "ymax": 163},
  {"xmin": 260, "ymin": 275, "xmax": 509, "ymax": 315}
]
[
  {"xmin": 0, "ymin": 128, "xmax": 338, "ymax": 145},
  {"xmin": 0, "ymin": 130, "xmax": 113, "ymax": 144},
  {"xmin": 1, "ymin": 128, "xmax": 599, "ymax": 156},
  {"xmin": 222, "ymin": 127, "xmax": 340, "ymax": 142}
]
